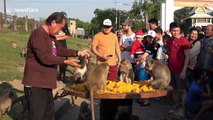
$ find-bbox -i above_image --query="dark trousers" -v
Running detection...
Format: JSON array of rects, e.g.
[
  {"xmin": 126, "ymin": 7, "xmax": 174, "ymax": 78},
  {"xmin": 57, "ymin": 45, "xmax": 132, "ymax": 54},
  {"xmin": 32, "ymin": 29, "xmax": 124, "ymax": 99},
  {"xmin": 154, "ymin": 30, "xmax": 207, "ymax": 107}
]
[
  {"xmin": 58, "ymin": 40, "xmax": 68, "ymax": 81},
  {"xmin": 24, "ymin": 87, "xmax": 55, "ymax": 120}
]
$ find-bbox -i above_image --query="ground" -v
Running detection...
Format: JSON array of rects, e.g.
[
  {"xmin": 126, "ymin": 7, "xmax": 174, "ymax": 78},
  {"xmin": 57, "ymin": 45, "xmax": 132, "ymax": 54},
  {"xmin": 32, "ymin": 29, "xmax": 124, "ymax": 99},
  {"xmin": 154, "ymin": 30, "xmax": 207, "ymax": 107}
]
[{"xmin": 1, "ymin": 80, "xmax": 213, "ymax": 120}]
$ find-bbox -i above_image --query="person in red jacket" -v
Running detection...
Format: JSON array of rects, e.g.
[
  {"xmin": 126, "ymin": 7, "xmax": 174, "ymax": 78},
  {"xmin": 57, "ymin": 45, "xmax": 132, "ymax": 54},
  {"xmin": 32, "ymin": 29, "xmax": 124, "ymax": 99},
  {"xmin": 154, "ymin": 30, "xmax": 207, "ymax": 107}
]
[{"xmin": 131, "ymin": 30, "xmax": 145, "ymax": 59}]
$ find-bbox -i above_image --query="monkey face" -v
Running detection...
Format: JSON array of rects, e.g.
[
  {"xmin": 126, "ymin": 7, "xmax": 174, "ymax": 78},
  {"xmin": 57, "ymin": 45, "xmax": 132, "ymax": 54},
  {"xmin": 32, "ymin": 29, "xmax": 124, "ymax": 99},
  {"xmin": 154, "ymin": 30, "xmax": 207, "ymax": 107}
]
[
  {"xmin": 144, "ymin": 59, "xmax": 154, "ymax": 72},
  {"xmin": 119, "ymin": 58, "xmax": 132, "ymax": 73},
  {"xmin": 100, "ymin": 62, "xmax": 109, "ymax": 71}
]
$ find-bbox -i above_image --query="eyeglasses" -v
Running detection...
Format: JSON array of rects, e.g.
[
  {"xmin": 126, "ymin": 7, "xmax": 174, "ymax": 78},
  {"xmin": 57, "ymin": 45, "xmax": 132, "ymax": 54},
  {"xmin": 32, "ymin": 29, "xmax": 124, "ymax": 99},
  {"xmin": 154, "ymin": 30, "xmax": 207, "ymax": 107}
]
[{"xmin": 103, "ymin": 26, "xmax": 111, "ymax": 29}]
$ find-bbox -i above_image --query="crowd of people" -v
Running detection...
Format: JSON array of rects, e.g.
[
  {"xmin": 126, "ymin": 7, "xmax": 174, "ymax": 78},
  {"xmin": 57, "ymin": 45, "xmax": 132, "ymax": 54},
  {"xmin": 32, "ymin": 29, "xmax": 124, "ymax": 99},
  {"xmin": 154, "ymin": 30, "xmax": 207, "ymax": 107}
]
[
  {"xmin": 116, "ymin": 18, "xmax": 213, "ymax": 119},
  {"xmin": 22, "ymin": 11, "xmax": 213, "ymax": 120}
]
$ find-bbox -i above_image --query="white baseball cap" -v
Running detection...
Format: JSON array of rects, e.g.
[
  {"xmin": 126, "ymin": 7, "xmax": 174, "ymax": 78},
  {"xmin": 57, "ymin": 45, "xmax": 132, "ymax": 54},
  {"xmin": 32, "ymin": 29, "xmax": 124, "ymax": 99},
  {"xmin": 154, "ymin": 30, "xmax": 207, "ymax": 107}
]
[
  {"xmin": 103, "ymin": 19, "xmax": 112, "ymax": 26},
  {"xmin": 147, "ymin": 30, "xmax": 156, "ymax": 38}
]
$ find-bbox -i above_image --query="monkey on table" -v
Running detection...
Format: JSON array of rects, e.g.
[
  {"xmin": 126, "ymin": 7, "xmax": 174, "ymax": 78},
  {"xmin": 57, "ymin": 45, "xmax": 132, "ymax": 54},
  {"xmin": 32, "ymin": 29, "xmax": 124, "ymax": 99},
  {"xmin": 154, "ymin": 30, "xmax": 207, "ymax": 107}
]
[
  {"xmin": 85, "ymin": 63, "xmax": 109, "ymax": 120},
  {"xmin": 144, "ymin": 59, "xmax": 171, "ymax": 90},
  {"xmin": 119, "ymin": 58, "xmax": 135, "ymax": 84}
]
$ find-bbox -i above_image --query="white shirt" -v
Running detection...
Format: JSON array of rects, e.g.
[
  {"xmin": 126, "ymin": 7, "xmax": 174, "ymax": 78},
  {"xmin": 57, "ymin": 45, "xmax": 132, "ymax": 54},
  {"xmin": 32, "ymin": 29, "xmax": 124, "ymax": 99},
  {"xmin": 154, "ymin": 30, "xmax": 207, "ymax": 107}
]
[
  {"xmin": 156, "ymin": 39, "xmax": 164, "ymax": 61},
  {"xmin": 121, "ymin": 33, "xmax": 135, "ymax": 63}
]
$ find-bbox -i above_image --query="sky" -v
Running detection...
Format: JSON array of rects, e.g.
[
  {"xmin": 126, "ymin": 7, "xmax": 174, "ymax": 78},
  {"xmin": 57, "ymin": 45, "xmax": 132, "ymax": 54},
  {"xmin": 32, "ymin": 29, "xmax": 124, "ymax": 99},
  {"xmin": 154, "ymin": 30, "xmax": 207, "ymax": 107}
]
[{"xmin": 0, "ymin": 0, "xmax": 134, "ymax": 22}]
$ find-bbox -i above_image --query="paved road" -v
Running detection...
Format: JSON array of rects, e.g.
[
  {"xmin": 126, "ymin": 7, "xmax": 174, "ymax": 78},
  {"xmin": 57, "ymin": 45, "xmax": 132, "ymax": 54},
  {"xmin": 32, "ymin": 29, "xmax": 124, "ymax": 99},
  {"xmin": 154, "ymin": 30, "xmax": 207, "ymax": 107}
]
[{"xmin": 59, "ymin": 97, "xmax": 173, "ymax": 120}]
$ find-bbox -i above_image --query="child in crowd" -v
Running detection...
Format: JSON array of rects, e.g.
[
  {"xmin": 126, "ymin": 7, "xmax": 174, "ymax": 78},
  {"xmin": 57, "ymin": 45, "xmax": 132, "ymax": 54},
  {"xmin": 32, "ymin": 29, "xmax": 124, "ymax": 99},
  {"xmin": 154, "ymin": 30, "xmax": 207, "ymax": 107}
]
[
  {"xmin": 130, "ymin": 30, "xmax": 148, "ymax": 81},
  {"xmin": 131, "ymin": 30, "xmax": 145, "ymax": 60},
  {"xmin": 185, "ymin": 69, "xmax": 213, "ymax": 120}
]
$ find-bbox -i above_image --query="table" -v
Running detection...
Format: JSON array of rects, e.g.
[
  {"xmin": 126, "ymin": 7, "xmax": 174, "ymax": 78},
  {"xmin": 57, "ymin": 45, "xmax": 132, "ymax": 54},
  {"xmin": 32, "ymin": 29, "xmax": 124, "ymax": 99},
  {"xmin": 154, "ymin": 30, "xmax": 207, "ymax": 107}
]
[{"xmin": 64, "ymin": 83, "xmax": 168, "ymax": 120}]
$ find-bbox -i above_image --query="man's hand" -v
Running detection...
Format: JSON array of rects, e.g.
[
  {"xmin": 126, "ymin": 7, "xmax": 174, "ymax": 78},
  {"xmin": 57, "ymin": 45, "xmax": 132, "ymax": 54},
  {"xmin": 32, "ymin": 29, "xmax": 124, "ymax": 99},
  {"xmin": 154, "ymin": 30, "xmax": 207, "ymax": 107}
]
[
  {"xmin": 162, "ymin": 53, "xmax": 169, "ymax": 59},
  {"xmin": 136, "ymin": 57, "xmax": 145, "ymax": 64},
  {"xmin": 101, "ymin": 54, "xmax": 112, "ymax": 61},
  {"xmin": 78, "ymin": 49, "xmax": 91, "ymax": 58},
  {"xmin": 64, "ymin": 59, "xmax": 81, "ymax": 68}
]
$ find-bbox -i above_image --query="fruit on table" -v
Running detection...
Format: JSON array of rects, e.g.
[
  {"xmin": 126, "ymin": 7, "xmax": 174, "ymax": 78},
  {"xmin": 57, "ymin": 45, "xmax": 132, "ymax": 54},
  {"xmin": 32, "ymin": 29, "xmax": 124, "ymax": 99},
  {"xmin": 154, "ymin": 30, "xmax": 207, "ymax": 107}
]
[{"xmin": 70, "ymin": 81, "xmax": 155, "ymax": 94}]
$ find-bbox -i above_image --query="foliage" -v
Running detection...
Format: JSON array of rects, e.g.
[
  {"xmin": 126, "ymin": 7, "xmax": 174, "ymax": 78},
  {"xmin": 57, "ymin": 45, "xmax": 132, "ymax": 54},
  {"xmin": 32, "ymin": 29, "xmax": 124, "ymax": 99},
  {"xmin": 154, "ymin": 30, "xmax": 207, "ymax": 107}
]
[
  {"xmin": 174, "ymin": 7, "xmax": 193, "ymax": 23},
  {"xmin": 90, "ymin": 8, "xmax": 116, "ymax": 34},
  {"xmin": 129, "ymin": 0, "xmax": 161, "ymax": 29}
]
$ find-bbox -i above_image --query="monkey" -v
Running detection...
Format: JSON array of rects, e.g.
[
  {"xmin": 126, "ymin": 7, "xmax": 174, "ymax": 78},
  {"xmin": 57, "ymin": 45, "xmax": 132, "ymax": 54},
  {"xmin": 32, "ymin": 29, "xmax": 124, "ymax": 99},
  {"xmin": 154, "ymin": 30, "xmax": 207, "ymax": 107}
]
[
  {"xmin": 85, "ymin": 63, "xmax": 109, "ymax": 120},
  {"xmin": 0, "ymin": 91, "xmax": 17, "ymax": 119},
  {"xmin": 52, "ymin": 81, "xmax": 67, "ymax": 98},
  {"xmin": 73, "ymin": 56, "xmax": 88, "ymax": 83},
  {"xmin": 78, "ymin": 101, "xmax": 92, "ymax": 120},
  {"xmin": 10, "ymin": 41, "xmax": 18, "ymax": 48},
  {"xmin": 82, "ymin": 61, "xmax": 96, "ymax": 80},
  {"xmin": 20, "ymin": 47, "xmax": 27, "ymax": 59},
  {"xmin": 144, "ymin": 59, "xmax": 171, "ymax": 90},
  {"xmin": 119, "ymin": 58, "xmax": 135, "ymax": 84}
]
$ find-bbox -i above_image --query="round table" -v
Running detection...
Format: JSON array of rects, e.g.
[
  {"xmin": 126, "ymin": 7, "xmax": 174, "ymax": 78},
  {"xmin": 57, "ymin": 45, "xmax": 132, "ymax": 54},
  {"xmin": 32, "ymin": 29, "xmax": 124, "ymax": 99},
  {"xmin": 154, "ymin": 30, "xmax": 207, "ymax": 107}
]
[{"xmin": 64, "ymin": 83, "xmax": 168, "ymax": 120}]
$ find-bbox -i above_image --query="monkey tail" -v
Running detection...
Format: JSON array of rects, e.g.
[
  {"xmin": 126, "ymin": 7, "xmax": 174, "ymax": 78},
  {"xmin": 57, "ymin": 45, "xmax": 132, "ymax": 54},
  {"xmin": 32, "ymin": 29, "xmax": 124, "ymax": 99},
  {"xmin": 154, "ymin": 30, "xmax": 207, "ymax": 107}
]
[{"xmin": 90, "ymin": 90, "xmax": 95, "ymax": 120}]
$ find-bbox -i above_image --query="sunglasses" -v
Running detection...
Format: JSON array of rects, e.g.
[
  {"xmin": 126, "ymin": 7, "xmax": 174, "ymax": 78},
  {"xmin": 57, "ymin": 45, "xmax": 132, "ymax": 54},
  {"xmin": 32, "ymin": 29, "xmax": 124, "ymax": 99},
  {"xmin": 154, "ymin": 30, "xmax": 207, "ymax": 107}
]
[{"xmin": 103, "ymin": 26, "xmax": 111, "ymax": 29}]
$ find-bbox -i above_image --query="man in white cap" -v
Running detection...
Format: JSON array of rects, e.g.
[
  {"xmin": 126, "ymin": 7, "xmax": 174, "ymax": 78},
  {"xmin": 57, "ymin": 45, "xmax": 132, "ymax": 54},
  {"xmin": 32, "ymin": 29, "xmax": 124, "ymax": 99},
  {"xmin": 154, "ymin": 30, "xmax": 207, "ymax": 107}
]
[{"xmin": 91, "ymin": 19, "xmax": 121, "ymax": 81}]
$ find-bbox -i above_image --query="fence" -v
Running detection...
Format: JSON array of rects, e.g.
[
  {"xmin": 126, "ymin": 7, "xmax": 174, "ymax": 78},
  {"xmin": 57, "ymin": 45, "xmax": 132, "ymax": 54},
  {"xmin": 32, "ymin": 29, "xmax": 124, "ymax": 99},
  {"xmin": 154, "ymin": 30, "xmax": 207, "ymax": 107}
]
[{"xmin": 0, "ymin": 12, "xmax": 39, "ymax": 32}]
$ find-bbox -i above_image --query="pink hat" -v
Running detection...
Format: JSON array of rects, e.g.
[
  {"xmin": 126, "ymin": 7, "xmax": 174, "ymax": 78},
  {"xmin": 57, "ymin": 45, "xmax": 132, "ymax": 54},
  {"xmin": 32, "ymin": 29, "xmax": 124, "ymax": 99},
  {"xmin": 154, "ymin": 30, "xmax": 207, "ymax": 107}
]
[{"xmin": 135, "ymin": 30, "xmax": 143, "ymax": 38}]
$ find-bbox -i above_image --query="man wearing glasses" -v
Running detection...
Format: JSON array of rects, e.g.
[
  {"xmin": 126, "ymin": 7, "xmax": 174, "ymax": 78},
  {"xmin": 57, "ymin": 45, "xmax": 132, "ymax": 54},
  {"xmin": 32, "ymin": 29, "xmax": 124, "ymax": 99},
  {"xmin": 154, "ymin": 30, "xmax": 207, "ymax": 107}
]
[{"xmin": 91, "ymin": 19, "xmax": 121, "ymax": 81}]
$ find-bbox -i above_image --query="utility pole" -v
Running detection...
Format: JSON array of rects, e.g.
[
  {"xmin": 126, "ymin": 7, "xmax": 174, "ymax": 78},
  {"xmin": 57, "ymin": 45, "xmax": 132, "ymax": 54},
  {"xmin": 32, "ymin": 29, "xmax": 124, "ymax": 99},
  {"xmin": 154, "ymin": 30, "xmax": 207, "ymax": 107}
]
[
  {"xmin": 114, "ymin": 0, "xmax": 118, "ymax": 33},
  {"xmin": 114, "ymin": 0, "xmax": 131, "ymax": 32},
  {"xmin": 4, "ymin": 0, "xmax": 6, "ymax": 24}
]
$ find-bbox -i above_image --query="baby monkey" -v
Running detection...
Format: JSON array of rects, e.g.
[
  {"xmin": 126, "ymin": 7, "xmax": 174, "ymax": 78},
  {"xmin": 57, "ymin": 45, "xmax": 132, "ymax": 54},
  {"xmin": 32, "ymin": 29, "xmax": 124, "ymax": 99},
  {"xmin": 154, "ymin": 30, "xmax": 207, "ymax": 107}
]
[
  {"xmin": 145, "ymin": 59, "xmax": 171, "ymax": 90},
  {"xmin": 119, "ymin": 58, "xmax": 135, "ymax": 84},
  {"xmin": 73, "ymin": 56, "xmax": 88, "ymax": 83},
  {"xmin": 85, "ymin": 63, "xmax": 109, "ymax": 120}
]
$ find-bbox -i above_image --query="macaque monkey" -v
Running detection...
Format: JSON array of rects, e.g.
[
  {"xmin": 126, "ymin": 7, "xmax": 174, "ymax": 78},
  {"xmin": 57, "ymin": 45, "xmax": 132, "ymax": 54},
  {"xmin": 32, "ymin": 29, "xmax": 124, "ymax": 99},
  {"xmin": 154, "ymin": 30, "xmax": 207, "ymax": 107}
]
[
  {"xmin": 78, "ymin": 101, "xmax": 92, "ymax": 120},
  {"xmin": 85, "ymin": 63, "xmax": 109, "ymax": 120},
  {"xmin": 144, "ymin": 59, "xmax": 171, "ymax": 90},
  {"xmin": 73, "ymin": 56, "xmax": 88, "ymax": 83},
  {"xmin": 119, "ymin": 58, "xmax": 135, "ymax": 84},
  {"xmin": 21, "ymin": 47, "xmax": 27, "ymax": 59},
  {"xmin": 10, "ymin": 41, "xmax": 18, "ymax": 48},
  {"xmin": 52, "ymin": 81, "xmax": 66, "ymax": 98},
  {"xmin": 0, "ymin": 91, "xmax": 17, "ymax": 118}
]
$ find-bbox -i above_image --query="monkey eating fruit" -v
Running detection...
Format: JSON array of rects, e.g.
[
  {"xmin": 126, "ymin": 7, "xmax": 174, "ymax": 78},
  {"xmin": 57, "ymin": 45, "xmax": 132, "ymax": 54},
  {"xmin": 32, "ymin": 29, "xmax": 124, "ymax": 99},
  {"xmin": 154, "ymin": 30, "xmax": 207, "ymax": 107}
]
[{"xmin": 144, "ymin": 59, "xmax": 171, "ymax": 90}]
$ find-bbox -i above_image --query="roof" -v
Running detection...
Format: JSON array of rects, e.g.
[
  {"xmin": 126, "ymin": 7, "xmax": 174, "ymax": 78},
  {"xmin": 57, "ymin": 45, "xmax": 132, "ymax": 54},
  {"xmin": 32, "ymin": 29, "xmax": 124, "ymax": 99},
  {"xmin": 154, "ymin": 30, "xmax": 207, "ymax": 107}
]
[{"xmin": 187, "ymin": 13, "xmax": 213, "ymax": 19}]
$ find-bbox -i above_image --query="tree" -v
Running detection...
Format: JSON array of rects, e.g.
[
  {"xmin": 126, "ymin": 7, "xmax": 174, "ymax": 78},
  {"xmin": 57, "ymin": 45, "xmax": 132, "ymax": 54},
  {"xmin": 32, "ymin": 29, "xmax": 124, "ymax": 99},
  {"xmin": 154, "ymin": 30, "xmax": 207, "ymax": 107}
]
[
  {"xmin": 174, "ymin": 7, "xmax": 193, "ymax": 23},
  {"xmin": 90, "ymin": 8, "xmax": 129, "ymax": 35},
  {"xmin": 129, "ymin": 0, "xmax": 160, "ymax": 29}
]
